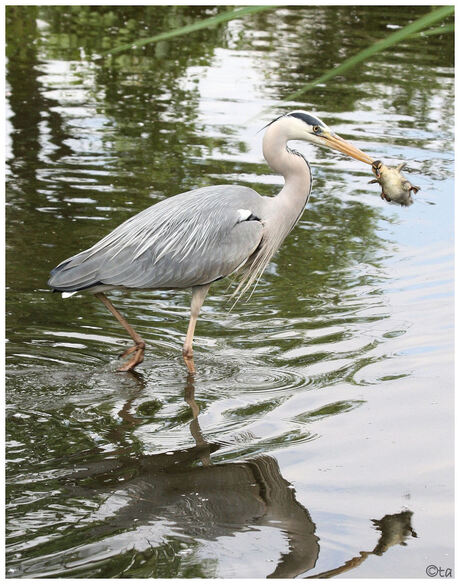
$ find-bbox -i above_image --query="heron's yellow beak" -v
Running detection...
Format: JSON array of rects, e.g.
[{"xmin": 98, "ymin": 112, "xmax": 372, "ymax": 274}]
[{"xmin": 321, "ymin": 132, "xmax": 374, "ymax": 165}]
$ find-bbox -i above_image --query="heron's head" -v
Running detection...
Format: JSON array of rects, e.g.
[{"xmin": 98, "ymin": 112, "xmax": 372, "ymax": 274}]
[{"xmin": 269, "ymin": 111, "xmax": 374, "ymax": 165}]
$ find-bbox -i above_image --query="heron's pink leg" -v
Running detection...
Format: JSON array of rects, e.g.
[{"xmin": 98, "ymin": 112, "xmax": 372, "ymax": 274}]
[
  {"xmin": 183, "ymin": 284, "xmax": 210, "ymax": 374},
  {"xmin": 95, "ymin": 293, "xmax": 145, "ymax": 372}
]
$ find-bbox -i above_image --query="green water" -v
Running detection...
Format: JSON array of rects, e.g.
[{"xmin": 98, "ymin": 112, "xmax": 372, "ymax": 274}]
[{"xmin": 6, "ymin": 5, "xmax": 454, "ymax": 578}]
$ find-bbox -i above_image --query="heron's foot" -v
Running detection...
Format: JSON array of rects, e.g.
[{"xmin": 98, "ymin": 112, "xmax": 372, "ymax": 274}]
[
  {"xmin": 118, "ymin": 344, "xmax": 138, "ymax": 359},
  {"xmin": 117, "ymin": 341, "xmax": 145, "ymax": 372},
  {"xmin": 182, "ymin": 348, "xmax": 196, "ymax": 374},
  {"xmin": 118, "ymin": 339, "xmax": 146, "ymax": 360}
]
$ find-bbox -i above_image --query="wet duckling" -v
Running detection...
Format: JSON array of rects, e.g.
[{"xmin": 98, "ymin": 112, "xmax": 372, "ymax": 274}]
[{"xmin": 369, "ymin": 160, "xmax": 420, "ymax": 206}]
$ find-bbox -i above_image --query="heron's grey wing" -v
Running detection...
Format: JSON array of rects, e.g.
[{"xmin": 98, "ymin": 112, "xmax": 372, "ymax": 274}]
[{"xmin": 48, "ymin": 185, "xmax": 265, "ymax": 292}]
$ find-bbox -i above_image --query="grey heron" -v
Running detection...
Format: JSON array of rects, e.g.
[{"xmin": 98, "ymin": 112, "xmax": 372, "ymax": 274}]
[{"xmin": 48, "ymin": 111, "xmax": 374, "ymax": 373}]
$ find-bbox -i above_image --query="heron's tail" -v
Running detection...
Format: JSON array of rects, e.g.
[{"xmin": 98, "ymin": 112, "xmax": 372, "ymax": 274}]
[{"xmin": 48, "ymin": 250, "xmax": 104, "ymax": 292}]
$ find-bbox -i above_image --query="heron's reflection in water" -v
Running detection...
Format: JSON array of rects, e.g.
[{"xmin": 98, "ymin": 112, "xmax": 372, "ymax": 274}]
[{"xmin": 63, "ymin": 374, "xmax": 416, "ymax": 578}]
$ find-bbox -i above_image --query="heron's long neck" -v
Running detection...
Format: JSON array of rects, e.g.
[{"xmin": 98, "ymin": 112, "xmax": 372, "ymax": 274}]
[
  {"xmin": 262, "ymin": 124, "xmax": 311, "ymax": 225},
  {"xmin": 232, "ymin": 125, "xmax": 312, "ymax": 300}
]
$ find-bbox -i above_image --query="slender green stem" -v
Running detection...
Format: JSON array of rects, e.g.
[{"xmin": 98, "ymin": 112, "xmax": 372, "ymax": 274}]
[{"xmin": 410, "ymin": 23, "xmax": 454, "ymax": 38}]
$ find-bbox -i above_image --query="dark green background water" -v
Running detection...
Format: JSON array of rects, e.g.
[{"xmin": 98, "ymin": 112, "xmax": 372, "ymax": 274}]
[{"xmin": 6, "ymin": 5, "xmax": 454, "ymax": 578}]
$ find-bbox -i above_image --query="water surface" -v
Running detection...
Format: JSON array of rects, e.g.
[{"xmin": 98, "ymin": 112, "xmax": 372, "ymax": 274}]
[{"xmin": 6, "ymin": 6, "xmax": 454, "ymax": 578}]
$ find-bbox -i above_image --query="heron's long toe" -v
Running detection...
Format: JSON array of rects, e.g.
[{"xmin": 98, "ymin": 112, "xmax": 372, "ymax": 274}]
[
  {"xmin": 118, "ymin": 344, "xmax": 138, "ymax": 359},
  {"xmin": 117, "ymin": 341, "xmax": 145, "ymax": 372}
]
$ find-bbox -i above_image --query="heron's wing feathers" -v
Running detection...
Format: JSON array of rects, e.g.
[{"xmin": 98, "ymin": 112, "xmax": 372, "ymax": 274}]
[{"xmin": 48, "ymin": 185, "xmax": 265, "ymax": 292}]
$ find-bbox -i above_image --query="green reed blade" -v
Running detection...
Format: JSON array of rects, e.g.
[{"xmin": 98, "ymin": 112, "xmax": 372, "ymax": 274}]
[{"xmin": 411, "ymin": 22, "xmax": 454, "ymax": 38}]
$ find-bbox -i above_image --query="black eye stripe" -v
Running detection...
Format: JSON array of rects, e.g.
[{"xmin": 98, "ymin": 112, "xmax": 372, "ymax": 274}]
[
  {"xmin": 261, "ymin": 111, "xmax": 326, "ymax": 133},
  {"xmin": 289, "ymin": 112, "xmax": 324, "ymax": 127}
]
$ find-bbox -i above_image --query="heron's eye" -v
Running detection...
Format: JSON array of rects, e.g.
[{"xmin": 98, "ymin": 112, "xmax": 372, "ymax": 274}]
[{"xmin": 312, "ymin": 125, "xmax": 321, "ymax": 134}]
